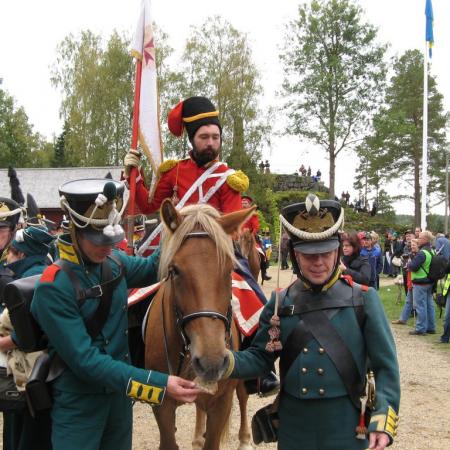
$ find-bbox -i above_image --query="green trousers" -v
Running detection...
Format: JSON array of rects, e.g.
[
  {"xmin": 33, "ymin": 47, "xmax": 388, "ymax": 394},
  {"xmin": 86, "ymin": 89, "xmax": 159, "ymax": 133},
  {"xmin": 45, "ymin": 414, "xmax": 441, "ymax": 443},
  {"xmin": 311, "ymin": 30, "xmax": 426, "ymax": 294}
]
[
  {"xmin": 277, "ymin": 394, "xmax": 369, "ymax": 450},
  {"xmin": 51, "ymin": 389, "xmax": 132, "ymax": 450}
]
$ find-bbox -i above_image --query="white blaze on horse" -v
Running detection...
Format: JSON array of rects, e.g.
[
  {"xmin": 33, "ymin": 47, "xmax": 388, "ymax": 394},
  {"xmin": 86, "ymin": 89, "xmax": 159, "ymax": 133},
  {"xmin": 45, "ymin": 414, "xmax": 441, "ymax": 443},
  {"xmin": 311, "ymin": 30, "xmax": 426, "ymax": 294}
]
[{"xmin": 144, "ymin": 199, "xmax": 255, "ymax": 450}]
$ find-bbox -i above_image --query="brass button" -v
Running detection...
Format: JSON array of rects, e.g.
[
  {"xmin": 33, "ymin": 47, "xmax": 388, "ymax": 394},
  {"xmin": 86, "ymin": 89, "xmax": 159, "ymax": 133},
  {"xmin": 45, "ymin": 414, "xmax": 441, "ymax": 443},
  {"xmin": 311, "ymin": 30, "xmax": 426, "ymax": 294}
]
[
  {"xmin": 318, "ymin": 347, "xmax": 325, "ymax": 354},
  {"xmin": 303, "ymin": 347, "xmax": 309, "ymax": 354},
  {"xmin": 317, "ymin": 368, "xmax": 324, "ymax": 375},
  {"xmin": 301, "ymin": 367, "xmax": 308, "ymax": 374},
  {"xmin": 319, "ymin": 388, "xmax": 325, "ymax": 395},
  {"xmin": 301, "ymin": 388, "xmax": 308, "ymax": 395}
]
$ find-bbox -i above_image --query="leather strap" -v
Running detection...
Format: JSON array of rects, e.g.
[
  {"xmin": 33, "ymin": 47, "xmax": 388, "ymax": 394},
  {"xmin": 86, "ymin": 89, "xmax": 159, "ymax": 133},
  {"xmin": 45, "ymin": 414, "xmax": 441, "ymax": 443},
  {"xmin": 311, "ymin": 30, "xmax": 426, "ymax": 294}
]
[
  {"xmin": 279, "ymin": 295, "xmax": 364, "ymax": 316},
  {"xmin": 301, "ymin": 310, "xmax": 364, "ymax": 408},
  {"xmin": 47, "ymin": 256, "xmax": 124, "ymax": 381},
  {"xmin": 277, "ymin": 281, "xmax": 366, "ymax": 408},
  {"xmin": 279, "ymin": 318, "xmax": 312, "ymax": 382}
]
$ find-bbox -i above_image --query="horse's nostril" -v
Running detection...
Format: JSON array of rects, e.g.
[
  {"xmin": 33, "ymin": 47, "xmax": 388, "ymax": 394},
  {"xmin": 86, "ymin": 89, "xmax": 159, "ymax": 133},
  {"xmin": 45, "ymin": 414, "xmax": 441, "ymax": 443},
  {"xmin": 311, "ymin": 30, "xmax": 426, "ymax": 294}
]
[{"xmin": 192, "ymin": 356, "xmax": 203, "ymax": 372}]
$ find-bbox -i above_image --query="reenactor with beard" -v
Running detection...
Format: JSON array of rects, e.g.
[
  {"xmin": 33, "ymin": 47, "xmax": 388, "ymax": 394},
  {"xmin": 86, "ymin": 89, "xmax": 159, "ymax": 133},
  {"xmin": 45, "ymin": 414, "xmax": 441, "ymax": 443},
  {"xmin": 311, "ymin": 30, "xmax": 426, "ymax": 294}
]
[{"xmin": 124, "ymin": 96, "xmax": 248, "ymax": 218}]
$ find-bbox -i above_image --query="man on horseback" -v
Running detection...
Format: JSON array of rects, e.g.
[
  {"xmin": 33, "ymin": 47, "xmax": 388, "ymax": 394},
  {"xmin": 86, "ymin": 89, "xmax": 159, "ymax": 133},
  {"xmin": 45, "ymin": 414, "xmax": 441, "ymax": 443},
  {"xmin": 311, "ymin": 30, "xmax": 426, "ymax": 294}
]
[
  {"xmin": 124, "ymin": 96, "xmax": 248, "ymax": 226},
  {"xmin": 30, "ymin": 179, "xmax": 201, "ymax": 450},
  {"xmin": 224, "ymin": 194, "xmax": 400, "ymax": 449},
  {"xmin": 123, "ymin": 96, "xmax": 278, "ymax": 396}
]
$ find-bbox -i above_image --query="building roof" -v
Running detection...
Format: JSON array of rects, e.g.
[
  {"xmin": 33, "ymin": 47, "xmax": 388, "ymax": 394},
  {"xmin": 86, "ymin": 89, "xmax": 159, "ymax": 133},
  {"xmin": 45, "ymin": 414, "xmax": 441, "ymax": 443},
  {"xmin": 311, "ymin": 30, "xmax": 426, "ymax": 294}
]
[{"xmin": 0, "ymin": 167, "xmax": 123, "ymax": 209}]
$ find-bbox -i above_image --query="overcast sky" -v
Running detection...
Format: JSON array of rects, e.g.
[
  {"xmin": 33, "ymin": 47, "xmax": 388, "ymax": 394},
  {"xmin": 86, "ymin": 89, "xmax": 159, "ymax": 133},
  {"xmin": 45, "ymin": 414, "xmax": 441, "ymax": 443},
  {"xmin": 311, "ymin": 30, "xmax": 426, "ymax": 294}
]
[{"xmin": 0, "ymin": 0, "xmax": 447, "ymax": 215}]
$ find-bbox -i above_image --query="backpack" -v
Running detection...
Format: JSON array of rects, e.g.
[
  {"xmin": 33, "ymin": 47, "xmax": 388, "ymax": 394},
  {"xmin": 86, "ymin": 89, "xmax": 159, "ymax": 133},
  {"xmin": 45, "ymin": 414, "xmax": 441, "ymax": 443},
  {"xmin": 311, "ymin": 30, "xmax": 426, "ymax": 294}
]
[{"xmin": 422, "ymin": 249, "xmax": 448, "ymax": 282}]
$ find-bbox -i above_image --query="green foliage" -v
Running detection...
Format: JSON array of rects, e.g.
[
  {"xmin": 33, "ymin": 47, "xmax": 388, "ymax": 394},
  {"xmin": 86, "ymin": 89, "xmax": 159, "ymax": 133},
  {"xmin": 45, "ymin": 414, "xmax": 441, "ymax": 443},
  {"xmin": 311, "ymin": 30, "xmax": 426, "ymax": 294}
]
[
  {"xmin": 51, "ymin": 30, "xmax": 134, "ymax": 166},
  {"xmin": 362, "ymin": 49, "xmax": 448, "ymax": 226},
  {"xmin": 280, "ymin": 0, "xmax": 387, "ymax": 197},
  {"xmin": 426, "ymin": 214, "xmax": 445, "ymax": 233},
  {"xmin": 179, "ymin": 16, "xmax": 271, "ymax": 167},
  {"xmin": 0, "ymin": 88, "xmax": 49, "ymax": 168}
]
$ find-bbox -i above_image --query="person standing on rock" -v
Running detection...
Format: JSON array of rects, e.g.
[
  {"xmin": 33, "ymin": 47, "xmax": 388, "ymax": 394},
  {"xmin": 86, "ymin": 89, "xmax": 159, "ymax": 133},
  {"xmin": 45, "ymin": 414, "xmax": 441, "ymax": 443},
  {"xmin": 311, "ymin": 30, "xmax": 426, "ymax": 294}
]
[{"xmin": 223, "ymin": 194, "xmax": 400, "ymax": 450}]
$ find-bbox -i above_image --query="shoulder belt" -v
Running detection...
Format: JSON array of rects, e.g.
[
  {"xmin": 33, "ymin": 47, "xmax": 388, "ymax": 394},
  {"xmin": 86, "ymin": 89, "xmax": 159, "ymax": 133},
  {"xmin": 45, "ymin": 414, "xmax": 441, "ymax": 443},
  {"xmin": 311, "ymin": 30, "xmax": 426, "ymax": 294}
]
[
  {"xmin": 278, "ymin": 280, "xmax": 366, "ymax": 408},
  {"xmin": 279, "ymin": 279, "xmax": 366, "ymax": 327},
  {"xmin": 137, "ymin": 161, "xmax": 225, "ymax": 256},
  {"xmin": 47, "ymin": 255, "xmax": 125, "ymax": 381}
]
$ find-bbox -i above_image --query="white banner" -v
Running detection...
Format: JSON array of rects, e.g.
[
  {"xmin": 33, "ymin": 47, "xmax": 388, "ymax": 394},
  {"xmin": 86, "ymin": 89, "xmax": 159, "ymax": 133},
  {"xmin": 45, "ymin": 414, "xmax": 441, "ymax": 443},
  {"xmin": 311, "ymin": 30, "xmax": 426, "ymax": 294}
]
[{"xmin": 131, "ymin": 0, "xmax": 163, "ymax": 176}]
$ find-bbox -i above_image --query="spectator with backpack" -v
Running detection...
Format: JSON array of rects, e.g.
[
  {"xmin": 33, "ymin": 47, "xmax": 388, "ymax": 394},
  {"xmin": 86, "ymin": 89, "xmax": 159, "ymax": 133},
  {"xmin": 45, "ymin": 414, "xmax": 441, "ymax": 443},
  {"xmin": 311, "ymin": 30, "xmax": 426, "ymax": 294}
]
[{"xmin": 407, "ymin": 231, "xmax": 436, "ymax": 335}]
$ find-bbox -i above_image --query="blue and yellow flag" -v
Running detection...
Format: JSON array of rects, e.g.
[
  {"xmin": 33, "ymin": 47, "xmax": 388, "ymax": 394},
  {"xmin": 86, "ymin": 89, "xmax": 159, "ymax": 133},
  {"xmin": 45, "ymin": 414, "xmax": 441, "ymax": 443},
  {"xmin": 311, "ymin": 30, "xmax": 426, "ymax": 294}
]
[{"xmin": 425, "ymin": 0, "xmax": 434, "ymax": 57}]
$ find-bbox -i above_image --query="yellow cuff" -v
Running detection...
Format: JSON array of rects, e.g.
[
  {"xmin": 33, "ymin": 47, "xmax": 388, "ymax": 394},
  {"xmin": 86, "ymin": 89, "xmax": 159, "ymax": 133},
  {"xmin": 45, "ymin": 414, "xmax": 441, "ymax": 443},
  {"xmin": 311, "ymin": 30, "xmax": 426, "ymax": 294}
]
[
  {"xmin": 369, "ymin": 406, "xmax": 399, "ymax": 442},
  {"xmin": 222, "ymin": 349, "xmax": 235, "ymax": 379},
  {"xmin": 126, "ymin": 379, "xmax": 166, "ymax": 405}
]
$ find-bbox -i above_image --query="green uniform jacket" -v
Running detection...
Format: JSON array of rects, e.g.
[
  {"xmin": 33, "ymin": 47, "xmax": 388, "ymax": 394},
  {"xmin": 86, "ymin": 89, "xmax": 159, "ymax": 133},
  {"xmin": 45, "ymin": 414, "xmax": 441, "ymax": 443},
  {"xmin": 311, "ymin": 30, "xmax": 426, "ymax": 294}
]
[
  {"xmin": 226, "ymin": 278, "xmax": 400, "ymax": 442},
  {"xmin": 31, "ymin": 236, "xmax": 167, "ymax": 405}
]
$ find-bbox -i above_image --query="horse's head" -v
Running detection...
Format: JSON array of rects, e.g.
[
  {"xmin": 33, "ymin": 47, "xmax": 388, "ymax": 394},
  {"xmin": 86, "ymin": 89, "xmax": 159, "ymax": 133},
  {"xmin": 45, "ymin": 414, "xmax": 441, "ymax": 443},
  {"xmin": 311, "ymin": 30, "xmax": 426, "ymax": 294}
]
[{"xmin": 159, "ymin": 199, "xmax": 256, "ymax": 381}]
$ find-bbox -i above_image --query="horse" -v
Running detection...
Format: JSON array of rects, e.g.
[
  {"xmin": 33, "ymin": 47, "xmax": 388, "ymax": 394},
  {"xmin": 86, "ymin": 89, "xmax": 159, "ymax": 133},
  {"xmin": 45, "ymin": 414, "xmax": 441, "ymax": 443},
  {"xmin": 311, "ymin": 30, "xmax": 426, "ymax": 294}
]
[
  {"xmin": 144, "ymin": 199, "xmax": 255, "ymax": 450},
  {"xmin": 239, "ymin": 229, "xmax": 261, "ymax": 283}
]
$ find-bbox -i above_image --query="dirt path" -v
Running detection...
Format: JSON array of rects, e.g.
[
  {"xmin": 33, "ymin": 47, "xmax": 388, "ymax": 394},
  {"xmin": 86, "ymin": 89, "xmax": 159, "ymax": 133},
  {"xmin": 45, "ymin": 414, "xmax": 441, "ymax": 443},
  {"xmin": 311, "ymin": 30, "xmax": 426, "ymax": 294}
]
[{"xmin": 132, "ymin": 267, "xmax": 450, "ymax": 450}]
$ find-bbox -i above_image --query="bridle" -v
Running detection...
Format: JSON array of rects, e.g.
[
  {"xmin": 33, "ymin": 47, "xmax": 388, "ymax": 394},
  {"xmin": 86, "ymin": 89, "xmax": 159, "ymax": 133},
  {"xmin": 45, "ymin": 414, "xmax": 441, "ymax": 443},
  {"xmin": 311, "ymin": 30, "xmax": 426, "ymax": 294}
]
[{"xmin": 162, "ymin": 230, "xmax": 233, "ymax": 376}]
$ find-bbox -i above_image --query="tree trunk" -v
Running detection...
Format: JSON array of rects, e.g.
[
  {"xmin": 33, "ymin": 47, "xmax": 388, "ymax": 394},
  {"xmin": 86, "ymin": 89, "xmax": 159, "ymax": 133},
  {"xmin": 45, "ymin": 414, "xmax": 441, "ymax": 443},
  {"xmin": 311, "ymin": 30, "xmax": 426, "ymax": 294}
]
[
  {"xmin": 329, "ymin": 150, "xmax": 335, "ymax": 199},
  {"xmin": 414, "ymin": 156, "xmax": 421, "ymax": 227}
]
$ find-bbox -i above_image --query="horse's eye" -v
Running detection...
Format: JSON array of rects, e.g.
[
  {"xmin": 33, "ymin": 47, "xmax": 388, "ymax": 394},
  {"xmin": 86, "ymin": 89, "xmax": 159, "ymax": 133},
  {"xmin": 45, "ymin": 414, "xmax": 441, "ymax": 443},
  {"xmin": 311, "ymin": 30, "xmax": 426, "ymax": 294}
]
[{"xmin": 169, "ymin": 265, "xmax": 180, "ymax": 277}]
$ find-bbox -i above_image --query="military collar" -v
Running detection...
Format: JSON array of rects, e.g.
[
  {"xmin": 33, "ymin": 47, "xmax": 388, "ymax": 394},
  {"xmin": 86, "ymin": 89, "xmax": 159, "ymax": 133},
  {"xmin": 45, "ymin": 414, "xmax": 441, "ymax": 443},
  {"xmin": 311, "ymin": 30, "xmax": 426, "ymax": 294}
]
[
  {"xmin": 57, "ymin": 234, "xmax": 82, "ymax": 265},
  {"xmin": 301, "ymin": 269, "xmax": 341, "ymax": 292}
]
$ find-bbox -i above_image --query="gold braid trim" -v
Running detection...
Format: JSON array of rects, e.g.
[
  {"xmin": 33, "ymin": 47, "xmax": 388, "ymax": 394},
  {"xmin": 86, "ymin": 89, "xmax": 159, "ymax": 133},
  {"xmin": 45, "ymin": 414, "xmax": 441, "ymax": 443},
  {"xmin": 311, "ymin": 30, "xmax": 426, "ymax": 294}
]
[
  {"xmin": 226, "ymin": 170, "xmax": 249, "ymax": 193},
  {"xmin": 370, "ymin": 406, "xmax": 399, "ymax": 439},
  {"xmin": 157, "ymin": 159, "xmax": 179, "ymax": 176},
  {"xmin": 183, "ymin": 111, "xmax": 219, "ymax": 123}
]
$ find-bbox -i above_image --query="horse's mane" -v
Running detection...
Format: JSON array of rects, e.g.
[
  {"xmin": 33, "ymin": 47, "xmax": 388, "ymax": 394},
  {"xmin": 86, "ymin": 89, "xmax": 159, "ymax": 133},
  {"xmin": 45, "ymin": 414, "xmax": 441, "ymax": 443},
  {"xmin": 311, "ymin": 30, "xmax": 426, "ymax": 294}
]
[{"xmin": 159, "ymin": 204, "xmax": 237, "ymax": 279}]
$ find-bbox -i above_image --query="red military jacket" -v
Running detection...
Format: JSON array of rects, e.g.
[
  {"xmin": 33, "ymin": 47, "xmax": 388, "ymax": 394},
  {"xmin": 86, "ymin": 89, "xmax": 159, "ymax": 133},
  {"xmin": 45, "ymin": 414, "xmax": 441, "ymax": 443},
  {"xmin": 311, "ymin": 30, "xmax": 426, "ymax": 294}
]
[
  {"xmin": 135, "ymin": 155, "xmax": 249, "ymax": 214},
  {"xmin": 242, "ymin": 213, "xmax": 260, "ymax": 235}
]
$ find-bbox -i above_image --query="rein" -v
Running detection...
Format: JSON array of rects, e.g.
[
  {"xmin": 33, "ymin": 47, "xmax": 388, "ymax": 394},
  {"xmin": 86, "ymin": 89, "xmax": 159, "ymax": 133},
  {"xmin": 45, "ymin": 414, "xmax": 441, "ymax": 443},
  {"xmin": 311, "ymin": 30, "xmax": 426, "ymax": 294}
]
[{"xmin": 161, "ymin": 230, "xmax": 233, "ymax": 376}]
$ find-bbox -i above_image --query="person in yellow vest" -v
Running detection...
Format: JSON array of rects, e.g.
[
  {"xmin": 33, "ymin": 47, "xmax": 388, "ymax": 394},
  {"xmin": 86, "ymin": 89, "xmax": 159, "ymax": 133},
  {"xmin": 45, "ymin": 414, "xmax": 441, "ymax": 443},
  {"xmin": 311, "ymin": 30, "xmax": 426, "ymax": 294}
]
[{"xmin": 407, "ymin": 231, "xmax": 436, "ymax": 335}]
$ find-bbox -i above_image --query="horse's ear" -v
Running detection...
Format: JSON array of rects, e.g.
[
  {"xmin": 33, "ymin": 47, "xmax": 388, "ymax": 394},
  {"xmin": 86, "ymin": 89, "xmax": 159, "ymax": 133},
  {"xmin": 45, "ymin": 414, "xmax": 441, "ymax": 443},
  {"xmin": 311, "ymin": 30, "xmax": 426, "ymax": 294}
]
[
  {"xmin": 217, "ymin": 205, "xmax": 257, "ymax": 236},
  {"xmin": 160, "ymin": 199, "xmax": 182, "ymax": 233}
]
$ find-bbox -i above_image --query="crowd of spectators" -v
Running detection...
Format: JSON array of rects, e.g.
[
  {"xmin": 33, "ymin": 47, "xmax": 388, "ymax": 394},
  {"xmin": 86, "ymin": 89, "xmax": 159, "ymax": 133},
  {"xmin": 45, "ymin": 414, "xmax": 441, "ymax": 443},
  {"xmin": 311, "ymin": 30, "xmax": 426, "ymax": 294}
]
[
  {"xmin": 279, "ymin": 223, "xmax": 450, "ymax": 343},
  {"xmin": 298, "ymin": 164, "xmax": 321, "ymax": 182}
]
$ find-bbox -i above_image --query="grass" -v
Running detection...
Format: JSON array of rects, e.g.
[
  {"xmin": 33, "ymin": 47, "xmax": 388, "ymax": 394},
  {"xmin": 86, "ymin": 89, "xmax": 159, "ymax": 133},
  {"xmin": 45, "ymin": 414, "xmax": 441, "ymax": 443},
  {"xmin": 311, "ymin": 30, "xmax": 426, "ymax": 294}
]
[{"xmin": 377, "ymin": 279, "xmax": 450, "ymax": 351}]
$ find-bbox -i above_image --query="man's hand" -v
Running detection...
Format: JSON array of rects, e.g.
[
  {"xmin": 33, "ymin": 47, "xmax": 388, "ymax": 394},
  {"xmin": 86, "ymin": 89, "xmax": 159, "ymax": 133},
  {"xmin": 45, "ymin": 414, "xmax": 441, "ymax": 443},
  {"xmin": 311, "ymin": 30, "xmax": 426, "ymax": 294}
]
[
  {"xmin": 368, "ymin": 431, "xmax": 390, "ymax": 450},
  {"xmin": 339, "ymin": 261, "xmax": 347, "ymax": 271},
  {"xmin": 166, "ymin": 375, "xmax": 203, "ymax": 403},
  {"xmin": 124, "ymin": 149, "xmax": 141, "ymax": 176}
]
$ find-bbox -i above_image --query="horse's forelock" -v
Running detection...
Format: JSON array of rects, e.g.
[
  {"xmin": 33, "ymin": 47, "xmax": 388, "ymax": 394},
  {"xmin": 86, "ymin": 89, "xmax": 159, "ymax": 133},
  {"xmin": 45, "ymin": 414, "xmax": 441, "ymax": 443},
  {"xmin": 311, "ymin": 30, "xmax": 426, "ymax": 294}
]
[{"xmin": 159, "ymin": 204, "xmax": 237, "ymax": 279}]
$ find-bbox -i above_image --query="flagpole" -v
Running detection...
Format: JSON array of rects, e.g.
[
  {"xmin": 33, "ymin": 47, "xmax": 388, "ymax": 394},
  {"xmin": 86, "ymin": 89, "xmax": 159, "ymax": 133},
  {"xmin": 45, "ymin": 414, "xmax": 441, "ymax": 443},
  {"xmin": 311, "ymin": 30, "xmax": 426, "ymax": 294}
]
[
  {"xmin": 421, "ymin": 41, "xmax": 428, "ymax": 231},
  {"xmin": 445, "ymin": 147, "xmax": 448, "ymax": 235},
  {"xmin": 126, "ymin": 59, "xmax": 143, "ymax": 255}
]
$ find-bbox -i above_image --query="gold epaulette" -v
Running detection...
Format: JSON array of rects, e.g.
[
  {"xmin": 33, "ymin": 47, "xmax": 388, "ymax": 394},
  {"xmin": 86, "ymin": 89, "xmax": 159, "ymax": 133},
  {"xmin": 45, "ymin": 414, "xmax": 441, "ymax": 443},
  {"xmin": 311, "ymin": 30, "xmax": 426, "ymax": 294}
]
[
  {"xmin": 157, "ymin": 159, "xmax": 179, "ymax": 176},
  {"xmin": 226, "ymin": 170, "xmax": 249, "ymax": 193}
]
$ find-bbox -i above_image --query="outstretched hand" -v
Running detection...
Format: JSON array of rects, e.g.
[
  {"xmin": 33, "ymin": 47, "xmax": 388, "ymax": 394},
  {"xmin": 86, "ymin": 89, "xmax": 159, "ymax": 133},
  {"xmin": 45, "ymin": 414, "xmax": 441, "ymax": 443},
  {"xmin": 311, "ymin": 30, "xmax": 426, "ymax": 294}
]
[
  {"xmin": 166, "ymin": 376, "xmax": 203, "ymax": 403},
  {"xmin": 368, "ymin": 431, "xmax": 390, "ymax": 450}
]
